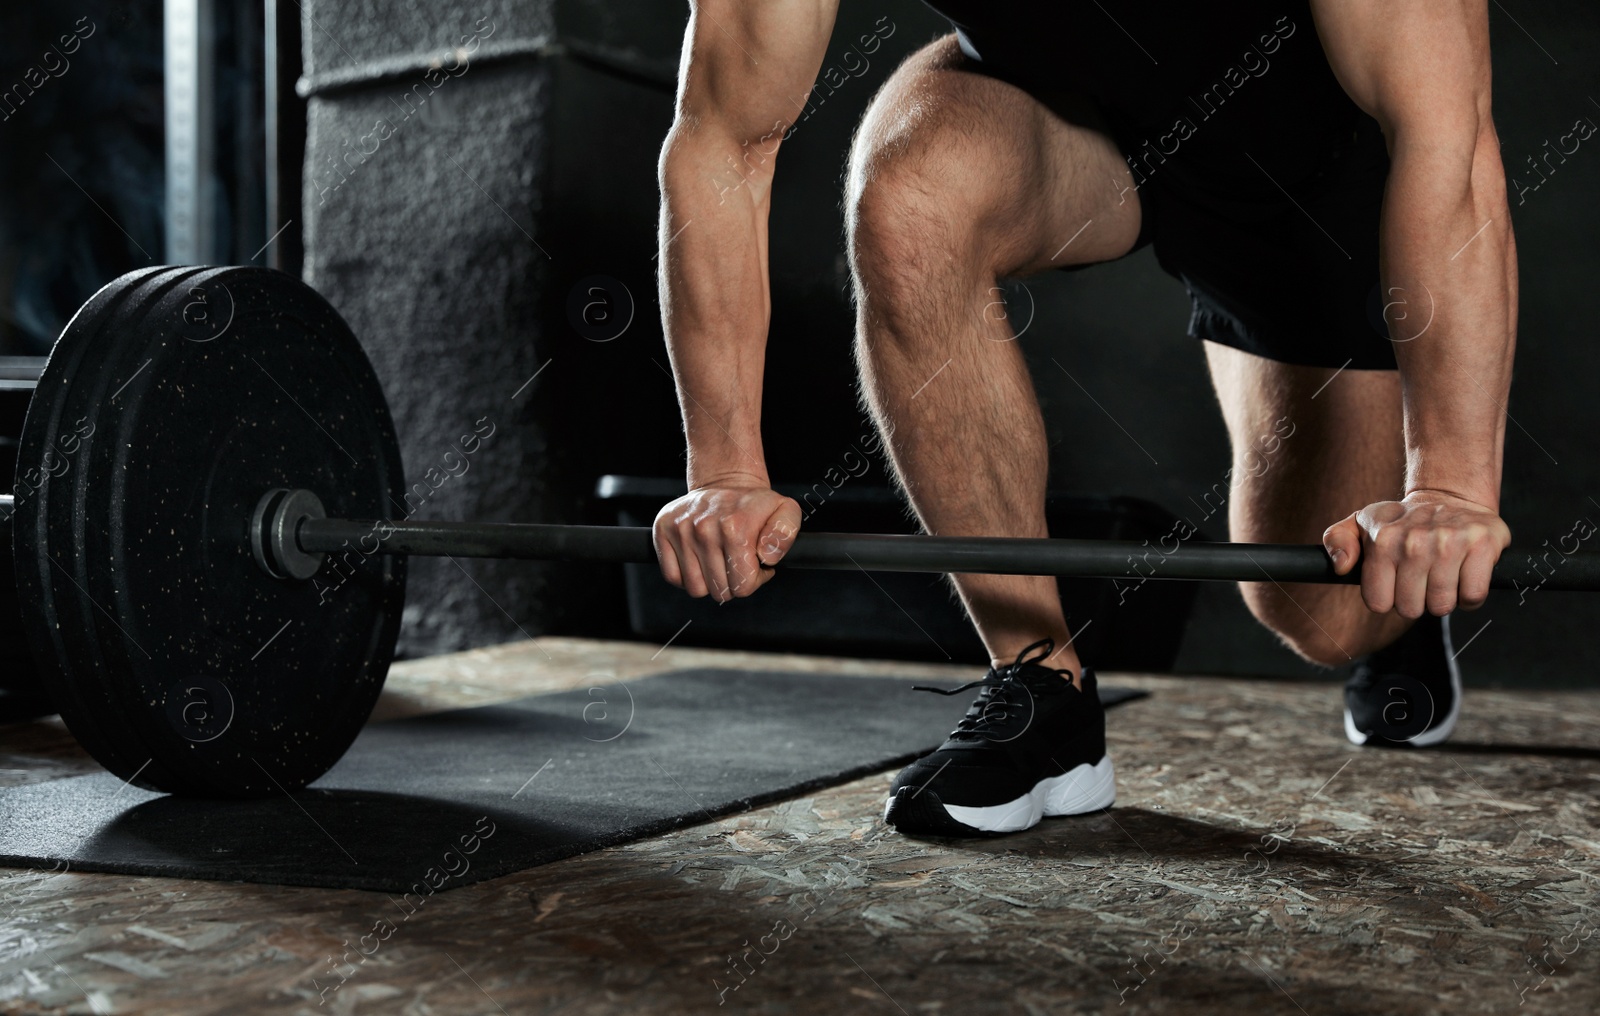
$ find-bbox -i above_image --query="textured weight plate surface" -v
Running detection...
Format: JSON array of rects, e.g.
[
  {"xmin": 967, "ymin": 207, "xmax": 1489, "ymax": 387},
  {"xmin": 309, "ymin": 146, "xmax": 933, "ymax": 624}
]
[
  {"xmin": 3, "ymin": 270, "xmax": 171, "ymax": 721},
  {"xmin": 15, "ymin": 267, "xmax": 406, "ymax": 797}
]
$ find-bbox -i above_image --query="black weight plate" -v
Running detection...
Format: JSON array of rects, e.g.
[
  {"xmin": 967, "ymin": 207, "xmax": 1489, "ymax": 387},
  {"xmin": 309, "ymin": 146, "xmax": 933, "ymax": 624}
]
[
  {"xmin": 4, "ymin": 266, "xmax": 171, "ymax": 723},
  {"xmin": 0, "ymin": 530, "xmax": 51, "ymax": 722},
  {"xmin": 15, "ymin": 267, "xmax": 406, "ymax": 797}
]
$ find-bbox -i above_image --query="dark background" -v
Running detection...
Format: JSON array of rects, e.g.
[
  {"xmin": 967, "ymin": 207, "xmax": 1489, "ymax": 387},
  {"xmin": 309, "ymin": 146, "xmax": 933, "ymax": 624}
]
[{"xmin": 2, "ymin": 0, "xmax": 1598, "ymax": 687}]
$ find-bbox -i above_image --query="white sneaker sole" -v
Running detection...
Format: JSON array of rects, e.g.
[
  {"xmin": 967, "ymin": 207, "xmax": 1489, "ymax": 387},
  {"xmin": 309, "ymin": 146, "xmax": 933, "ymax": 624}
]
[
  {"xmin": 1344, "ymin": 646, "xmax": 1463, "ymax": 748},
  {"xmin": 883, "ymin": 755, "xmax": 1116, "ymax": 834}
]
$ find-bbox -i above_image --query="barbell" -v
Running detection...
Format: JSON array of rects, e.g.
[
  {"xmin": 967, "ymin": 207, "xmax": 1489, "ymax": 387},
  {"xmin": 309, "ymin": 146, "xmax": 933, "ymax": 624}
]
[
  {"xmin": 260, "ymin": 495, "xmax": 1598, "ymax": 586},
  {"xmin": 6, "ymin": 266, "xmax": 1594, "ymax": 798}
]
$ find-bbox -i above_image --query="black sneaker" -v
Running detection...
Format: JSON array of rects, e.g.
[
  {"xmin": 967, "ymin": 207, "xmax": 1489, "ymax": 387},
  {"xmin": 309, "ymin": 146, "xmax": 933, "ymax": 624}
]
[
  {"xmin": 883, "ymin": 639, "xmax": 1115, "ymax": 836},
  {"xmin": 1344, "ymin": 613, "xmax": 1461, "ymax": 748}
]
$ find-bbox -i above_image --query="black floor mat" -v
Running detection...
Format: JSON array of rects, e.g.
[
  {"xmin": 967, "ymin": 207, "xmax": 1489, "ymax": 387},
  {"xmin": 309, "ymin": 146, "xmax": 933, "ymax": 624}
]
[{"xmin": 0, "ymin": 668, "xmax": 1148, "ymax": 892}]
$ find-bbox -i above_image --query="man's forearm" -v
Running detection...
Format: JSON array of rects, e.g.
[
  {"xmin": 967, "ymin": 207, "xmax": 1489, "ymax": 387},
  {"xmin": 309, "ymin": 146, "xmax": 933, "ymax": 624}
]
[
  {"xmin": 1383, "ymin": 125, "xmax": 1517, "ymax": 510},
  {"xmin": 657, "ymin": 123, "xmax": 784, "ymax": 489}
]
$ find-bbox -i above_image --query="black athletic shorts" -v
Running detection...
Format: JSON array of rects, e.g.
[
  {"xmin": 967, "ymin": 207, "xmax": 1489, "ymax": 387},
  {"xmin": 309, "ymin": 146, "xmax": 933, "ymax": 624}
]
[{"xmin": 920, "ymin": 0, "xmax": 1397, "ymax": 370}]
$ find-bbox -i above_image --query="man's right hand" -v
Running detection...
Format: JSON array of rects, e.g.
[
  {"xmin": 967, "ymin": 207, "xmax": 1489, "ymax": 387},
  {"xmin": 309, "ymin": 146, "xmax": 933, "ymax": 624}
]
[{"xmin": 652, "ymin": 483, "xmax": 803, "ymax": 602}]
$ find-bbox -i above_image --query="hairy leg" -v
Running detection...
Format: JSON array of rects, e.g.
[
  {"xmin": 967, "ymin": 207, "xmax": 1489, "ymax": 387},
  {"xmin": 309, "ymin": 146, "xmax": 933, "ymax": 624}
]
[
  {"xmin": 847, "ymin": 37, "xmax": 1143, "ymax": 673},
  {"xmin": 1205, "ymin": 341, "xmax": 1413, "ymax": 665}
]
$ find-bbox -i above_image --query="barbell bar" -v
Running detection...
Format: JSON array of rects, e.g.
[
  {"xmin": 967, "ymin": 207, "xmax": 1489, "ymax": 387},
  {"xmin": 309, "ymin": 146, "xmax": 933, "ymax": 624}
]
[{"xmin": 264, "ymin": 492, "xmax": 1600, "ymax": 589}]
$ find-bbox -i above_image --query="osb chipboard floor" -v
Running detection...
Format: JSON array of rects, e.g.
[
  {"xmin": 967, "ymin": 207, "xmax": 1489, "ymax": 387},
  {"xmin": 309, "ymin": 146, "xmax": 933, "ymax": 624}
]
[{"xmin": 2, "ymin": 636, "xmax": 1600, "ymax": 1015}]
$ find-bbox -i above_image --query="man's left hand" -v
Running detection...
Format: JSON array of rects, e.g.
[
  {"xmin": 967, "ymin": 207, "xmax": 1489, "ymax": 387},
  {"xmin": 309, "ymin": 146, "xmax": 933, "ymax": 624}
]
[{"xmin": 1323, "ymin": 490, "xmax": 1510, "ymax": 618}]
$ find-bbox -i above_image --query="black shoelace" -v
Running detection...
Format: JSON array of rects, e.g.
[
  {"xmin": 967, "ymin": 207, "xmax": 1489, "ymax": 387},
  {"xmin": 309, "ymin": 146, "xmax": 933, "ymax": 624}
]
[{"xmin": 913, "ymin": 639, "xmax": 1075, "ymax": 742}]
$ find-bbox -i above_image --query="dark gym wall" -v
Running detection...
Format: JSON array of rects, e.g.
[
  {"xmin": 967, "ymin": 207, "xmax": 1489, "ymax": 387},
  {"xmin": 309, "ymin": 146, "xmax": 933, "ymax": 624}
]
[
  {"xmin": 0, "ymin": 3, "xmax": 165, "ymax": 356},
  {"xmin": 1468, "ymin": 1, "xmax": 1600, "ymax": 689},
  {"xmin": 301, "ymin": 3, "xmax": 556, "ymax": 657},
  {"xmin": 300, "ymin": 0, "xmax": 1600, "ymax": 687}
]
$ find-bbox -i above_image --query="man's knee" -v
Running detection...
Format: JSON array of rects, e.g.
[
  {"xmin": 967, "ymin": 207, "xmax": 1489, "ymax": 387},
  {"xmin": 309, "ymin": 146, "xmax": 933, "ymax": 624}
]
[
  {"xmin": 845, "ymin": 129, "xmax": 986, "ymax": 309},
  {"xmin": 1240, "ymin": 582, "xmax": 1368, "ymax": 668}
]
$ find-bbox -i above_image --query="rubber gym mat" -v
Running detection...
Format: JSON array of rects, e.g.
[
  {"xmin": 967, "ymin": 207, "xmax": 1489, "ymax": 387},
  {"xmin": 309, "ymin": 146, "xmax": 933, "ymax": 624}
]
[{"xmin": 0, "ymin": 668, "xmax": 1148, "ymax": 892}]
